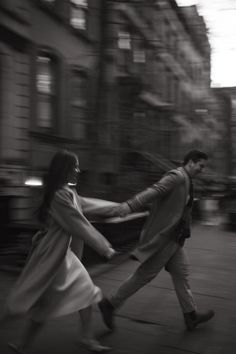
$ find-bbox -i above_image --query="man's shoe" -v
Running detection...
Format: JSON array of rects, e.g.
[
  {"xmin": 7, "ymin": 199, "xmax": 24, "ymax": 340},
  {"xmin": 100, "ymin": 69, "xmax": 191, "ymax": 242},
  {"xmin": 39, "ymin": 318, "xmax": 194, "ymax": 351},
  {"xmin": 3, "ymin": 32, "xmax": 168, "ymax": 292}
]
[
  {"xmin": 98, "ymin": 298, "xmax": 114, "ymax": 330},
  {"xmin": 129, "ymin": 254, "xmax": 139, "ymax": 261},
  {"xmin": 8, "ymin": 343, "xmax": 25, "ymax": 354},
  {"xmin": 80, "ymin": 339, "xmax": 111, "ymax": 352},
  {"xmin": 184, "ymin": 310, "xmax": 215, "ymax": 330}
]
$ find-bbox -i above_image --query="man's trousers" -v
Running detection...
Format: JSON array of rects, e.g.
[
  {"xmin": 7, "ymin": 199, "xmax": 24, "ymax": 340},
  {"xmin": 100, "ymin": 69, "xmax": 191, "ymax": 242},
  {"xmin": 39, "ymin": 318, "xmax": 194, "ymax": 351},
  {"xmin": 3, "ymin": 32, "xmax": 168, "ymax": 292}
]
[{"xmin": 110, "ymin": 240, "xmax": 197, "ymax": 314}]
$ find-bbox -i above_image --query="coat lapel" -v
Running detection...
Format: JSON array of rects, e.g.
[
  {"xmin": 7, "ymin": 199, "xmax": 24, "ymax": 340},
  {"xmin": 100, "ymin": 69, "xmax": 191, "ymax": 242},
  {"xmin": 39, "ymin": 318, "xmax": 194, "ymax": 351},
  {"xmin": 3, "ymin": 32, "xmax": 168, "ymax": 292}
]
[{"xmin": 177, "ymin": 167, "xmax": 190, "ymax": 205}]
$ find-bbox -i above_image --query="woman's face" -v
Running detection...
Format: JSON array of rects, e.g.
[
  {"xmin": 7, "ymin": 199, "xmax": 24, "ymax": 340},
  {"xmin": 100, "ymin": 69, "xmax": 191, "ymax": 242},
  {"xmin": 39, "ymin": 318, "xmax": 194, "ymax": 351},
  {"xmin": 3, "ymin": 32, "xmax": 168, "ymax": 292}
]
[{"xmin": 68, "ymin": 157, "xmax": 80, "ymax": 185}]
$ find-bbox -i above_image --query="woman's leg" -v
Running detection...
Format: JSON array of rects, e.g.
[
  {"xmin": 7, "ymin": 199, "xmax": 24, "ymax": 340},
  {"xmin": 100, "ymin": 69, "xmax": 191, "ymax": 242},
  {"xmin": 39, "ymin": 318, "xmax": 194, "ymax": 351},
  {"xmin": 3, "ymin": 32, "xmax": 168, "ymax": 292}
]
[
  {"xmin": 79, "ymin": 305, "xmax": 94, "ymax": 341},
  {"xmin": 11, "ymin": 319, "xmax": 44, "ymax": 352}
]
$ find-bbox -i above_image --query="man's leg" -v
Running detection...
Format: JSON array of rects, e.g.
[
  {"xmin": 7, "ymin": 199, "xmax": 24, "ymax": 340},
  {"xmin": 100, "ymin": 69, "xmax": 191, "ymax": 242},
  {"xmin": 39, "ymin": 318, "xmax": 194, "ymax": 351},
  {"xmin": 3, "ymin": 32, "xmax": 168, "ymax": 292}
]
[
  {"xmin": 110, "ymin": 241, "xmax": 179, "ymax": 308},
  {"xmin": 99, "ymin": 242, "xmax": 177, "ymax": 329},
  {"xmin": 166, "ymin": 246, "xmax": 214, "ymax": 330},
  {"xmin": 165, "ymin": 246, "xmax": 196, "ymax": 313}
]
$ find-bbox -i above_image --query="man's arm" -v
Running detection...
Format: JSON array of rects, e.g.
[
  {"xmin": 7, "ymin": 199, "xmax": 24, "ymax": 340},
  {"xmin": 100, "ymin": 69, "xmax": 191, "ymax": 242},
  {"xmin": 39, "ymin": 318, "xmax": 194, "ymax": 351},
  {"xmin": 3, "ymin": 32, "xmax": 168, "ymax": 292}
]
[{"xmin": 126, "ymin": 172, "xmax": 181, "ymax": 212}]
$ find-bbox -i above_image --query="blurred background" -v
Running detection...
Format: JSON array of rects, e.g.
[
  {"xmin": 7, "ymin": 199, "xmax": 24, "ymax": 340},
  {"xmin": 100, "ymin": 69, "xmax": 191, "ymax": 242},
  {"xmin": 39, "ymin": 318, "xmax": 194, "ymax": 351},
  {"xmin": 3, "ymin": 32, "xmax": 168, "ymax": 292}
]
[{"xmin": 0, "ymin": 0, "xmax": 236, "ymax": 233}]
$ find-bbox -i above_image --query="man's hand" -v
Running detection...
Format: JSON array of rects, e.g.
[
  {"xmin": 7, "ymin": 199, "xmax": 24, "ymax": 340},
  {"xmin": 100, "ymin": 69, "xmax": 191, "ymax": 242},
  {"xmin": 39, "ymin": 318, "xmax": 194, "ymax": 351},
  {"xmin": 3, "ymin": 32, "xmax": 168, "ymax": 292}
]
[
  {"xmin": 105, "ymin": 202, "xmax": 132, "ymax": 218},
  {"xmin": 117, "ymin": 202, "xmax": 132, "ymax": 217}
]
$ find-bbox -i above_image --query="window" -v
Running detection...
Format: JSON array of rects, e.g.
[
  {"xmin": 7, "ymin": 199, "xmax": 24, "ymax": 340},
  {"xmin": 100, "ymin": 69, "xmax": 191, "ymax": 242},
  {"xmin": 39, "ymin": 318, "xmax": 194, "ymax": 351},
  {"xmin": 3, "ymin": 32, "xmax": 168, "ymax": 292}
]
[
  {"xmin": 36, "ymin": 54, "xmax": 57, "ymax": 129},
  {"xmin": 118, "ymin": 31, "xmax": 131, "ymax": 50},
  {"xmin": 118, "ymin": 29, "xmax": 133, "ymax": 71},
  {"xmin": 133, "ymin": 47, "xmax": 146, "ymax": 63},
  {"xmin": 70, "ymin": 70, "xmax": 88, "ymax": 140},
  {"xmin": 133, "ymin": 39, "xmax": 146, "ymax": 64},
  {"xmin": 70, "ymin": 0, "xmax": 88, "ymax": 30}
]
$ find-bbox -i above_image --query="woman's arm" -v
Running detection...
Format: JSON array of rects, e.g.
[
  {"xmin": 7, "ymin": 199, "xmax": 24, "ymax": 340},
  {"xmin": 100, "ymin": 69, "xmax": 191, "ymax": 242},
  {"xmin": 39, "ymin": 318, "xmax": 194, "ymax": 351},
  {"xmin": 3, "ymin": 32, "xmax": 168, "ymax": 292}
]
[
  {"xmin": 79, "ymin": 196, "xmax": 120, "ymax": 219},
  {"xmin": 50, "ymin": 189, "xmax": 115, "ymax": 258}
]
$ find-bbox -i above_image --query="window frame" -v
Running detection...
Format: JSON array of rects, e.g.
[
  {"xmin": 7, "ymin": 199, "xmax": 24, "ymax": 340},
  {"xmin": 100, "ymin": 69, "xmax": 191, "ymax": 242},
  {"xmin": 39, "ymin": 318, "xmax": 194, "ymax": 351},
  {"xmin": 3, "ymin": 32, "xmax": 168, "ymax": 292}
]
[
  {"xmin": 33, "ymin": 49, "xmax": 60, "ymax": 133},
  {"xmin": 69, "ymin": 67, "xmax": 89, "ymax": 141},
  {"xmin": 69, "ymin": 0, "xmax": 89, "ymax": 32}
]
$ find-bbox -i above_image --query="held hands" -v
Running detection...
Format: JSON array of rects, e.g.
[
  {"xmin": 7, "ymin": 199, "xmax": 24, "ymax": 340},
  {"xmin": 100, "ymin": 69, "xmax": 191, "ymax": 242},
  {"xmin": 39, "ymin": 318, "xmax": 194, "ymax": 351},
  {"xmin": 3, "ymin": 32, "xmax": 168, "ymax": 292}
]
[
  {"xmin": 104, "ymin": 202, "xmax": 132, "ymax": 218},
  {"xmin": 117, "ymin": 202, "xmax": 132, "ymax": 217},
  {"xmin": 110, "ymin": 202, "xmax": 131, "ymax": 218}
]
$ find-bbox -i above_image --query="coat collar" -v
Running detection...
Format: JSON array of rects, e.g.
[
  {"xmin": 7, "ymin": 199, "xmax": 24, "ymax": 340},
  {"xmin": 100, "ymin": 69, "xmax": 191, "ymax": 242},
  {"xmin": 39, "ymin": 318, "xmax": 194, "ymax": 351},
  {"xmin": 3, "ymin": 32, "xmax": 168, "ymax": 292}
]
[{"xmin": 176, "ymin": 167, "xmax": 191, "ymax": 203}]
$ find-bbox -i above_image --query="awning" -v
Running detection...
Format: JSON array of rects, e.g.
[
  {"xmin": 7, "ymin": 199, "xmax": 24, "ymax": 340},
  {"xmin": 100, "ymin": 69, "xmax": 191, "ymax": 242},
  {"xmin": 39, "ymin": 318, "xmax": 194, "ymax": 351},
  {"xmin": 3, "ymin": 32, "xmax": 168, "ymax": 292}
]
[{"xmin": 139, "ymin": 91, "xmax": 173, "ymax": 110}]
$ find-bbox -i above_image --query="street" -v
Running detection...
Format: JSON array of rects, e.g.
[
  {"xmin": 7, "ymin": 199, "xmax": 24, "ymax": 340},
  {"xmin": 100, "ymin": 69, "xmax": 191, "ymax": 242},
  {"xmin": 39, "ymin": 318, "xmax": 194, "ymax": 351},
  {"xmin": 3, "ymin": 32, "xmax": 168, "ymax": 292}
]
[{"xmin": 0, "ymin": 223, "xmax": 236, "ymax": 354}]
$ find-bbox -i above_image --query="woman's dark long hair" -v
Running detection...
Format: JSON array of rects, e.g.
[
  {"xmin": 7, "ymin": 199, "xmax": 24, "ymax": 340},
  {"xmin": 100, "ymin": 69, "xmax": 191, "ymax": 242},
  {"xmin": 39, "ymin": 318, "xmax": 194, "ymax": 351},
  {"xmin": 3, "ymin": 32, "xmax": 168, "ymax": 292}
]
[{"xmin": 38, "ymin": 150, "xmax": 78, "ymax": 224}]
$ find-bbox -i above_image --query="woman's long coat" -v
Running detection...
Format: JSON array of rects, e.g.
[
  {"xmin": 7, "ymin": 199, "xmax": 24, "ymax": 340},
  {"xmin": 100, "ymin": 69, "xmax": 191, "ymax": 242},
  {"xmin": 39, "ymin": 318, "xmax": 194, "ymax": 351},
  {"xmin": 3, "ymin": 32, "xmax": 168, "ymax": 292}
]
[
  {"xmin": 6, "ymin": 186, "xmax": 117, "ymax": 320},
  {"xmin": 126, "ymin": 167, "xmax": 191, "ymax": 262}
]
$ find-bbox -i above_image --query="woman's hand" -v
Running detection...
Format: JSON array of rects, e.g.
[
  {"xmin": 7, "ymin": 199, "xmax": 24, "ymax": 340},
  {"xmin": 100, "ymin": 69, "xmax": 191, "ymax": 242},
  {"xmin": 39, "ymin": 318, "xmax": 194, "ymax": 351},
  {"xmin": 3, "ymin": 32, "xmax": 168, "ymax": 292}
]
[{"xmin": 104, "ymin": 247, "xmax": 117, "ymax": 260}]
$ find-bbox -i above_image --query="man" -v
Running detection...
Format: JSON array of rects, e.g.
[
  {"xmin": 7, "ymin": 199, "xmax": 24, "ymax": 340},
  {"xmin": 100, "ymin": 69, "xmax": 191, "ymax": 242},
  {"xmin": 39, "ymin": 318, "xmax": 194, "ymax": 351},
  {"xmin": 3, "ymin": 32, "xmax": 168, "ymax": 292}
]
[{"xmin": 99, "ymin": 150, "xmax": 214, "ymax": 331}]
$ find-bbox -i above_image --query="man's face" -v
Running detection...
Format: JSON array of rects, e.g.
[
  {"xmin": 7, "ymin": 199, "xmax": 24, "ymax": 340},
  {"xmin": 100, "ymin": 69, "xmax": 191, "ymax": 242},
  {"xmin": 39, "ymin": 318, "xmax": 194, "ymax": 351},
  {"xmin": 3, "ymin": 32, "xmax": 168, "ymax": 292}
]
[{"xmin": 188, "ymin": 158, "xmax": 207, "ymax": 177}]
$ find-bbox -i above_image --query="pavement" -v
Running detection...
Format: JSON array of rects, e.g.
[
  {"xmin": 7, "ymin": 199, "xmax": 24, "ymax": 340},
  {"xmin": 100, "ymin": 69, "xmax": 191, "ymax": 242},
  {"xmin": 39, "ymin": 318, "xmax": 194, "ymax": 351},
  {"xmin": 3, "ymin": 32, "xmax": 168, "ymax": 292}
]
[{"xmin": 0, "ymin": 223, "xmax": 236, "ymax": 354}]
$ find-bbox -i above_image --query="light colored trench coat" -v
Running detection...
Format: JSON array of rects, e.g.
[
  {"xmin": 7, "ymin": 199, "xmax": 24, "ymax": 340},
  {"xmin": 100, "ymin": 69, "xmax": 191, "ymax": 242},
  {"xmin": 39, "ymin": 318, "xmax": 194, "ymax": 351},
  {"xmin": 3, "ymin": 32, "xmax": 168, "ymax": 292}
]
[
  {"xmin": 126, "ymin": 167, "xmax": 191, "ymax": 262},
  {"xmin": 6, "ymin": 186, "xmax": 117, "ymax": 321}
]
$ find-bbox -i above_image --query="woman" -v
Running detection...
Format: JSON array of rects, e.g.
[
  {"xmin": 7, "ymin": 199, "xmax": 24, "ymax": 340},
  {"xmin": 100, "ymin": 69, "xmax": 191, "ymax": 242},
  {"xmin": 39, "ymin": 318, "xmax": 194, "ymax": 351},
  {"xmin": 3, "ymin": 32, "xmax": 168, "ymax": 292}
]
[{"xmin": 5, "ymin": 150, "xmax": 116, "ymax": 353}]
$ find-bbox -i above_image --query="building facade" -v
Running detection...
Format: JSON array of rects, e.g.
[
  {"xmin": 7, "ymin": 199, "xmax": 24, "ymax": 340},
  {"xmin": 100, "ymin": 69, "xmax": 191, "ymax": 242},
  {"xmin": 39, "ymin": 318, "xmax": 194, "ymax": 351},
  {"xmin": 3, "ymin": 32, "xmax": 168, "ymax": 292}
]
[
  {"xmin": 213, "ymin": 87, "xmax": 236, "ymax": 178},
  {"xmin": 98, "ymin": 0, "xmax": 219, "ymax": 198},
  {"xmin": 0, "ymin": 0, "xmax": 104, "ymax": 225},
  {"xmin": 0, "ymin": 0, "xmax": 226, "ymax": 226}
]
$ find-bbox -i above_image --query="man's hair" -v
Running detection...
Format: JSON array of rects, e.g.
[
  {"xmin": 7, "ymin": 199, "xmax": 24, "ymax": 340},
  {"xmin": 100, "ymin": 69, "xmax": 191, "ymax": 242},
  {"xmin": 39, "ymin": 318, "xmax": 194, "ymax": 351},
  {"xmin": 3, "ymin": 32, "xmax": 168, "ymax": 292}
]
[{"xmin": 183, "ymin": 150, "xmax": 208, "ymax": 165}]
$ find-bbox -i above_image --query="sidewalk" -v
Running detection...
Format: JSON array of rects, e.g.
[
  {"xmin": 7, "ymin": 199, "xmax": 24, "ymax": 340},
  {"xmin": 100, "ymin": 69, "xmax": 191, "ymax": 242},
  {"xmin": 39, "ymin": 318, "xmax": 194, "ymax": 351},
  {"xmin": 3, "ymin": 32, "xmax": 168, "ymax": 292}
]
[{"xmin": 1, "ymin": 224, "xmax": 236, "ymax": 354}]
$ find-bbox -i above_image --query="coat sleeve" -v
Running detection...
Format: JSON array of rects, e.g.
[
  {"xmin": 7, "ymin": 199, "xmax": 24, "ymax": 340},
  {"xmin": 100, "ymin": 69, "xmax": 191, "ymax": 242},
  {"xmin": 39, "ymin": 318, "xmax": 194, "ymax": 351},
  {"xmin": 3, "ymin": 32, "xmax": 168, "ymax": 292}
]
[
  {"xmin": 50, "ymin": 189, "xmax": 112, "ymax": 257},
  {"xmin": 126, "ymin": 172, "xmax": 182, "ymax": 212},
  {"xmin": 79, "ymin": 196, "xmax": 120, "ymax": 219}
]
